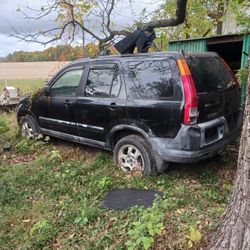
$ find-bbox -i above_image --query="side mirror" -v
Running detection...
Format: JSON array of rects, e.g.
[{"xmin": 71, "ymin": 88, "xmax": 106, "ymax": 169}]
[{"xmin": 44, "ymin": 85, "xmax": 51, "ymax": 96}]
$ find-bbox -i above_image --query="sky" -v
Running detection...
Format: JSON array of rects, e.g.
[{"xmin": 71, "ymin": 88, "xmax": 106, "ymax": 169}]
[{"xmin": 0, "ymin": 0, "xmax": 160, "ymax": 57}]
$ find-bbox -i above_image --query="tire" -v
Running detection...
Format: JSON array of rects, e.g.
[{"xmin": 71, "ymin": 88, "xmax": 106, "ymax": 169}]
[
  {"xmin": 113, "ymin": 135, "xmax": 157, "ymax": 177},
  {"xmin": 19, "ymin": 115, "xmax": 40, "ymax": 139}
]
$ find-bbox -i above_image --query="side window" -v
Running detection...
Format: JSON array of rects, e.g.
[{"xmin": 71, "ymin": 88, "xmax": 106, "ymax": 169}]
[
  {"xmin": 85, "ymin": 65, "xmax": 121, "ymax": 97},
  {"xmin": 125, "ymin": 59, "xmax": 177, "ymax": 99},
  {"xmin": 50, "ymin": 69, "xmax": 83, "ymax": 96}
]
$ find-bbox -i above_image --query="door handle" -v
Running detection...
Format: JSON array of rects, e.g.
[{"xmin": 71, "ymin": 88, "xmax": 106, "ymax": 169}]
[
  {"xmin": 64, "ymin": 100, "xmax": 72, "ymax": 109},
  {"xmin": 108, "ymin": 102, "xmax": 116, "ymax": 111}
]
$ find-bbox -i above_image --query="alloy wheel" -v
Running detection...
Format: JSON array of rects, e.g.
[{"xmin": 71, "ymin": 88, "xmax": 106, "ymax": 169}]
[
  {"xmin": 21, "ymin": 121, "xmax": 35, "ymax": 139},
  {"xmin": 117, "ymin": 144, "xmax": 145, "ymax": 173}
]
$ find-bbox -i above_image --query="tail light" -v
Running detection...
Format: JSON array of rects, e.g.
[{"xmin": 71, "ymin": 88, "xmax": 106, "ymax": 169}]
[{"xmin": 177, "ymin": 59, "xmax": 198, "ymax": 125}]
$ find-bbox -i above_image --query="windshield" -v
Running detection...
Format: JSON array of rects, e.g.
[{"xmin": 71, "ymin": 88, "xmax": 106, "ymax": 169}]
[{"xmin": 187, "ymin": 56, "xmax": 237, "ymax": 94}]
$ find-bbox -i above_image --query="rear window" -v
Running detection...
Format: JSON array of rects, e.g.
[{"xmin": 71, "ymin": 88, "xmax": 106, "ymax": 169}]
[
  {"xmin": 125, "ymin": 58, "xmax": 180, "ymax": 99},
  {"xmin": 187, "ymin": 56, "xmax": 237, "ymax": 93}
]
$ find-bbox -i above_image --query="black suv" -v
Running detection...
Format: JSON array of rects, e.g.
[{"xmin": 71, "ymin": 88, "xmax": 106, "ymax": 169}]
[{"xmin": 17, "ymin": 52, "xmax": 243, "ymax": 176}]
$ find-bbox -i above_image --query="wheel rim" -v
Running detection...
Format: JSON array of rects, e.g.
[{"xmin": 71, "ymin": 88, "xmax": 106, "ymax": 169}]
[
  {"xmin": 117, "ymin": 144, "xmax": 145, "ymax": 173},
  {"xmin": 21, "ymin": 121, "xmax": 34, "ymax": 139}
]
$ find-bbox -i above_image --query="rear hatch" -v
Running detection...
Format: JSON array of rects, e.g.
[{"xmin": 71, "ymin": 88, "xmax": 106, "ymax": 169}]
[{"xmin": 187, "ymin": 54, "xmax": 241, "ymax": 125}]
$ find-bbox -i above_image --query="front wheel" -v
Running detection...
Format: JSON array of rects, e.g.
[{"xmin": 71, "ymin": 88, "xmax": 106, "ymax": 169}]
[
  {"xmin": 19, "ymin": 115, "xmax": 40, "ymax": 139},
  {"xmin": 113, "ymin": 135, "xmax": 156, "ymax": 177}
]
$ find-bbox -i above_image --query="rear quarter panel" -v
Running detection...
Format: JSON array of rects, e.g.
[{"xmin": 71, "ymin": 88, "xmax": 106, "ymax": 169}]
[{"xmin": 121, "ymin": 56, "xmax": 183, "ymax": 138}]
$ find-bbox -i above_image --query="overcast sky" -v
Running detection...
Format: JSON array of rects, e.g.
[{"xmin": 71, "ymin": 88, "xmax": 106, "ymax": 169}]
[{"xmin": 0, "ymin": 0, "xmax": 160, "ymax": 57}]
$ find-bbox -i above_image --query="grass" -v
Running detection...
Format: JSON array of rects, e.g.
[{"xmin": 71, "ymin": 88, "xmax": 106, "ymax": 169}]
[
  {"xmin": 0, "ymin": 112, "xmax": 238, "ymax": 249},
  {"xmin": 0, "ymin": 79, "xmax": 239, "ymax": 249},
  {"xmin": 0, "ymin": 79, "xmax": 45, "ymax": 94}
]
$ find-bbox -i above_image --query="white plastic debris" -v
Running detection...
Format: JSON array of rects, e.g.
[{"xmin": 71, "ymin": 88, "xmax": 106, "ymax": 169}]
[{"xmin": 0, "ymin": 86, "xmax": 20, "ymax": 106}]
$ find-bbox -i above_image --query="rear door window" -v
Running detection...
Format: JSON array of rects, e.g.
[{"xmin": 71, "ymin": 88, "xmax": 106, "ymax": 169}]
[
  {"xmin": 187, "ymin": 56, "xmax": 237, "ymax": 93},
  {"xmin": 84, "ymin": 64, "xmax": 121, "ymax": 97},
  {"xmin": 125, "ymin": 58, "xmax": 179, "ymax": 99}
]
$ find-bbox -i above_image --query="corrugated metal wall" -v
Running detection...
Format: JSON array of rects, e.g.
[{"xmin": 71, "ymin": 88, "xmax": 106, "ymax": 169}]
[
  {"xmin": 240, "ymin": 34, "xmax": 250, "ymax": 102},
  {"xmin": 241, "ymin": 34, "xmax": 250, "ymax": 67},
  {"xmin": 169, "ymin": 39, "xmax": 207, "ymax": 52}
]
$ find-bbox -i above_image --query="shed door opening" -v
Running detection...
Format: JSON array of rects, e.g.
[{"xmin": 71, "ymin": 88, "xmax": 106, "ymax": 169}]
[{"xmin": 207, "ymin": 39, "xmax": 243, "ymax": 73}]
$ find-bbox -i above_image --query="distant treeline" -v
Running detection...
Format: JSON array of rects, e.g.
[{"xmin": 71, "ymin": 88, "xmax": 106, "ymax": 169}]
[{"xmin": 0, "ymin": 44, "xmax": 103, "ymax": 62}]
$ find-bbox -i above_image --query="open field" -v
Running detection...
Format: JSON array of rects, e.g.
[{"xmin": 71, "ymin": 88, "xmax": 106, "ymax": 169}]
[
  {"xmin": 0, "ymin": 62, "xmax": 69, "ymax": 94},
  {"xmin": 0, "ymin": 79, "xmax": 239, "ymax": 249},
  {"xmin": 0, "ymin": 79, "xmax": 45, "ymax": 94},
  {"xmin": 0, "ymin": 61, "xmax": 69, "ymax": 80}
]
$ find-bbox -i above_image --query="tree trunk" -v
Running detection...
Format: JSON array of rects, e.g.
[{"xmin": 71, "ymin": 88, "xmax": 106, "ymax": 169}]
[
  {"xmin": 216, "ymin": 1, "xmax": 225, "ymax": 35},
  {"xmin": 209, "ymin": 59, "xmax": 250, "ymax": 249},
  {"xmin": 216, "ymin": 21, "xmax": 223, "ymax": 35}
]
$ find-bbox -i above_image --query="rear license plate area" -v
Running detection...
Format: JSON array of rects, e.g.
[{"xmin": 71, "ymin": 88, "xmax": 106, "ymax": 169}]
[{"xmin": 204, "ymin": 124, "xmax": 224, "ymax": 145}]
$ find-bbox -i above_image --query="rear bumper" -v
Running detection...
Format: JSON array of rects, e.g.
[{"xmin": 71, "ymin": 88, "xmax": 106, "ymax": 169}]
[{"xmin": 150, "ymin": 109, "xmax": 243, "ymax": 163}]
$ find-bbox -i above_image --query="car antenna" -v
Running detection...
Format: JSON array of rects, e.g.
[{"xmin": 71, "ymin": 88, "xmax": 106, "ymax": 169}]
[
  {"xmin": 181, "ymin": 49, "xmax": 195, "ymax": 62},
  {"xmin": 181, "ymin": 49, "xmax": 187, "ymax": 58}
]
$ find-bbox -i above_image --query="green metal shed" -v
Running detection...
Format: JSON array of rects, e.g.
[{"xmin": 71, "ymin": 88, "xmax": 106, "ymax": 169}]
[
  {"xmin": 169, "ymin": 38, "xmax": 207, "ymax": 52},
  {"xmin": 168, "ymin": 33, "xmax": 250, "ymax": 102}
]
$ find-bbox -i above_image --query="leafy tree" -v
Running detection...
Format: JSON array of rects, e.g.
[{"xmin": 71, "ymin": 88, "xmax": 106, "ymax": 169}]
[
  {"xmin": 230, "ymin": 0, "xmax": 250, "ymax": 32},
  {"xmin": 153, "ymin": 0, "xmax": 250, "ymax": 50},
  {"xmin": 3, "ymin": 45, "xmax": 84, "ymax": 62},
  {"xmin": 152, "ymin": 0, "xmax": 232, "ymax": 44},
  {"xmin": 2, "ymin": 43, "xmax": 118, "ymax": 62}
]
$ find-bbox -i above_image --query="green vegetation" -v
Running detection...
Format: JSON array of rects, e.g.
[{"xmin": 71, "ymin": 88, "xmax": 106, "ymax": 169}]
[
  {"xmin": 0, "ymin": 79, "xmax": 45, "ymax": 94},
  {"xmin": 0, "ymin": 45, "xmax": 83, "ymax": 62},
  {"xmin": 154, "ymin": 0, "xmax": 220, "ymax": 42},
  {"xmin": 237, "ymin": 66, "xmax": 249, "ymax": 86},
  {"xmin": 0, "ymin": 80, "xmax": 238, "ymax": 249},
  {"xmin": 0, "ymin": 117, "xmax": 9, "ymax": 134},
  {"xmin": 230, "ymin": 0, "xmax": 250, "ymax": 32},
  {"xmin": 126, "ymin": 198, "xmax": 165, "ymax": 250},
  {"xmin": 0, "ymin": 113, "xmax": 238, "ymax": 249},
  {"xmin": 151, "ymin": 0, "xmax": 250, "ymax": 49}
]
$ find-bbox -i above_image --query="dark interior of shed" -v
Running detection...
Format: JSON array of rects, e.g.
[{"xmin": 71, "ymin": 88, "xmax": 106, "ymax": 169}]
[{"xmin": 207, "ymin": 39, "xmax": 243, "ymax": 73}]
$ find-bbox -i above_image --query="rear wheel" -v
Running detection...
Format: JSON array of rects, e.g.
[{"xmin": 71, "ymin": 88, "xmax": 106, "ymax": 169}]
[
  {"xmin": 19, "ymin": 115, "xmax": 40, "ymax": 139},
  {"xmin": 114, "ymin": 135, "xmax": 156, "ymax": 177}
]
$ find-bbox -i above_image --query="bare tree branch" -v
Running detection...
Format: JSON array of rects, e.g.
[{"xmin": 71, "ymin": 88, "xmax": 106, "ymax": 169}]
[
  {"xmin": 11, "ymin": 0, "xmax": 188, "ymax": 51},
  {"xmin": 106, "ymin": 0, "xmax": 115, "ymax": 34}
]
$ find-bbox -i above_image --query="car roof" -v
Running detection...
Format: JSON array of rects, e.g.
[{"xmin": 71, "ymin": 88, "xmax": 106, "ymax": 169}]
[{"xmin": 68, "ymin": 51, "xmax": 218, "ymax": 67}]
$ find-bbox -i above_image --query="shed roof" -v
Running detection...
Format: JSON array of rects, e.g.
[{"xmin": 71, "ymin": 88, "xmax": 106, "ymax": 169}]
[{"xmin": 169, "ymin": 33, "xmax": 249, "ymax": 44}]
